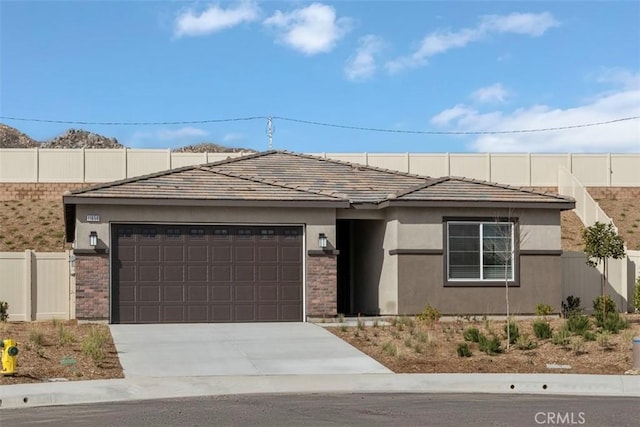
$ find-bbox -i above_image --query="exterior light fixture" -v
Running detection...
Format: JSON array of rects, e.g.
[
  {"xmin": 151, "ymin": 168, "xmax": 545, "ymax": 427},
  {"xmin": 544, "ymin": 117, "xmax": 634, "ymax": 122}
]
[
  {"xmin": 318, "ymin": 233, "xmax": 327, "ymax": 249},
  {"xmin": 89, "ymin": 231, "xmax": 98, "ymax": 247}
]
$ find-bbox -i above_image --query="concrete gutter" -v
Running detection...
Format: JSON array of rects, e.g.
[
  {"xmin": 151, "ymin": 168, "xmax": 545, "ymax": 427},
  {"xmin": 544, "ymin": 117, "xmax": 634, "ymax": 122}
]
[{"xmin": 1, "ymin": 373, "xmax": 638, "ymax": 409}]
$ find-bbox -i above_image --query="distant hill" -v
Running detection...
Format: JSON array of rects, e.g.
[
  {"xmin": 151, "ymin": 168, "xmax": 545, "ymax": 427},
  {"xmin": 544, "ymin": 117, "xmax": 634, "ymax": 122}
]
[
  {"xmin": 0, "ymin": 124, "xmax": 38, "ymax": 148},
  {"xmin": 0, "ymin": 123, "xmax": 255, "ymax": 152}
]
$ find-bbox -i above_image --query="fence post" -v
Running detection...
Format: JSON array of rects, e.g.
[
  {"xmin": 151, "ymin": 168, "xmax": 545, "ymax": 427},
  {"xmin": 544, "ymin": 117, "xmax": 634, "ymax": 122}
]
[{"xmin": 24, "ymin": 249, "xmax": 35, "ymax": 321}]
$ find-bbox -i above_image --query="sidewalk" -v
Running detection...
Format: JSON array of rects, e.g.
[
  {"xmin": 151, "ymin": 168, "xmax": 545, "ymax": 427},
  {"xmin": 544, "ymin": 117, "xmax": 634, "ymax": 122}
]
[{"xmin": 1, "ymin": 373, "xmax": 639, "ymax": 409}]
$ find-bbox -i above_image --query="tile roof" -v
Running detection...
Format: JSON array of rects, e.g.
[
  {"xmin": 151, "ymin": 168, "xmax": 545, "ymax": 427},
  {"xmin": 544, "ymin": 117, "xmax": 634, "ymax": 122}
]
[{"xmin": 66, "ymin": 150, "xmax": 574, "ymax": 207}]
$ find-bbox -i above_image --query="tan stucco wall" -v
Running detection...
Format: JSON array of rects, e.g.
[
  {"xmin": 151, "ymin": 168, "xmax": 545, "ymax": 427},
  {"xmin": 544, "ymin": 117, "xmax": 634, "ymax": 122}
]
[
  {"xmin": 74, "ymin": 204, "xmax": 336, "ymax": 252},
  {"xmin": 397, "ymin": 254, "xmax": 562, "ymax": 315},
  {"xmin": 394, "ymin": 207, "xmax": 561, "ymax": 251},
  {"xmin": 379, "ymin": 211, "xmax": 398, "ymax": 314}
]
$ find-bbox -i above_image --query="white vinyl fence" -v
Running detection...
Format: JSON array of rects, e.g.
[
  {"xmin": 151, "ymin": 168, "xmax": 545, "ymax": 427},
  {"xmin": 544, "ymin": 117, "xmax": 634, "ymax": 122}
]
[
  {"xmin": 0, "ymin": 251, "xmax": 74, "ymax": 321},
  {"xmin": 1, "ymin": 149, "xmax": 639, "ymax": 186}
]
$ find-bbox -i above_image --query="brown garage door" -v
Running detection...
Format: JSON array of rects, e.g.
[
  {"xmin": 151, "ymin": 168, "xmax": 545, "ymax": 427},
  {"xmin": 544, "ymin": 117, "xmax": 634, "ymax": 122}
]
[{"xmin": 111, "ymin": 224, "xmax": 303, "ymax": 323}]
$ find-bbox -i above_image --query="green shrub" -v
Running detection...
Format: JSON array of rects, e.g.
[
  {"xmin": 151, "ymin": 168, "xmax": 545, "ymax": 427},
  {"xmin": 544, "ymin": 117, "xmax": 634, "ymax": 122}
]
[
  {"xmin": 462, "ymin": 327, "xmax": 481, "ymax": 343},
  {"xmin": 382, "ymin": 341, "xmax": 399, "ymax": 357},
  {"xmin": 552, "ymin": 329, "xmax": 571, "ymax": 346},
  {"xmin": 583, "ymin": 330, "xmax": 597, "ymax": 341},
  {"xmin": 565, "ymin": 314, "xmax": 591, "ymax": 335},
  {"xmin": 535, "ymin": 304, "xmax": 553, "ymax": 316},
  {"xmin": 456, "ymin": 343, "xmax": 472, "ymax": 357},
  {"xmin": 503, "ymin": 320, "xmax": 520, "ymax": 345},
  {"xmin": 81, "ymin": 327, "xmax": 110, "ymax": 366},
  {"xmin": 533, "ymin": 320, "xmax": 553, "ymax": 339},
  {"xmin": 633, "ymin": 277, "xmax": 640, "ymax": 312},
  {"xmin": 599, "ymin": 312, "xmax": 629, "ymax": 334},
  {"xmin": 29, "ymin": 329, "xmax": 45, "ymax": 347},
  {"xmin": 593, "ymin": 295, "xmax": 617, "ymax": 323},
  {"xmin": 515, "ymin": 334, "xmax": 537, "ymax": 350},
  {"xmin": 597, "ymin": 331, "xmax": 614, "ymax": 350},
  {"xmin": 417, "ymin": 304, "xmax": 441, "ymax": 324},
  {"xmin": 561, "ymin": 296, "xmax": 582, "ymax": 318},
  {"xmin": 478, "ymin": 334, "xmax": 502, "ymax": 355},
  {"xmin": 58, "ymin": 325, "xmax": 75, "ymax": 346},
  {"xmin": 0, "ymin": 301, "xmax": 8, "ymax": 322}
]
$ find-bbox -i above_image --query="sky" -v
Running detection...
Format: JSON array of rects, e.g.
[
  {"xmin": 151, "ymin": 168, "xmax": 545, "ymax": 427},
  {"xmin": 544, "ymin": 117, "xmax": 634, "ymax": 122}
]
[{"xmin": 1, "ymin": 1, "xmax": 639, "ymax": 153}]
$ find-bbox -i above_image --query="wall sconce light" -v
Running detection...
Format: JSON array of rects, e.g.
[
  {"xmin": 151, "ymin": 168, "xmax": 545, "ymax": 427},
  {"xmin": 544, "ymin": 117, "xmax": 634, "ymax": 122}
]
[
  {"xmin": 89, "ymin": 231, "xmax": 98, "ymax": 247},
  {"xmin": 318, "ymin": 233, "xmax": 327, "ymax": 249}
]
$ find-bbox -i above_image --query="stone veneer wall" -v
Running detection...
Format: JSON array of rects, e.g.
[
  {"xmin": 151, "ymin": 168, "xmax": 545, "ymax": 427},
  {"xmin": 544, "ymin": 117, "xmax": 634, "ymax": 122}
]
[
  {"xmin": 306, "ymin": 254, "xmax": 337, "ymax": 317},
  {"xmin": 0, "ymin": 183, "xmax": 86, "ymax": 201},
  {"xmin": 75, "ymin": 253, "xmax": 109, "ymax": 320}
]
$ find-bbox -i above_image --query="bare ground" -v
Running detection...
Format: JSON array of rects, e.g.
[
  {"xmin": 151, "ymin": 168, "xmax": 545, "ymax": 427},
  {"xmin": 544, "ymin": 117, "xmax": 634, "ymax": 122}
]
[
  {"xmin": 329, "ymin": 315, "xmax": 640, "ymax": 375},
  {"xmin": 0, "ymin": 320, "xmax": 123, "ymax": 385}
]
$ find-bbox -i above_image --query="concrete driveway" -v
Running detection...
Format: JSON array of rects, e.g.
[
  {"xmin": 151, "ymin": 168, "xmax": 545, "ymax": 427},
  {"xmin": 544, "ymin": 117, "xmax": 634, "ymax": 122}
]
[{"xmin": 109, "ymin": 323, "xmax": 391, "ymax": 378}]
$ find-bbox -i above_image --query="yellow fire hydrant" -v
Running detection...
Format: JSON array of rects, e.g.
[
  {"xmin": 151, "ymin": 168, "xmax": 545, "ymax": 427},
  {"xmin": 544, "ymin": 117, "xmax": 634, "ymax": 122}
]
[{"xmin": 1, "ymin": 339, "xmax": 19, "ymax": 375}]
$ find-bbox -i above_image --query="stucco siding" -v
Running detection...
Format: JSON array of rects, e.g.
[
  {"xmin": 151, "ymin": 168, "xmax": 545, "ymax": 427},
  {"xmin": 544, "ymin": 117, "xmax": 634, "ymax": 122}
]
[{"xmin": 397, "ymin": 254, "xmax": 562, "ymax": 315}]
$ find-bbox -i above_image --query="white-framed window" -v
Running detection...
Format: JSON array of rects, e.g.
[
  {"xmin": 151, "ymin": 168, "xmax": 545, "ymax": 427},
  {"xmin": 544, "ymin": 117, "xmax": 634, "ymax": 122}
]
[{"xmin": 447, "ymin": 221, "xmax": 514, "ymax": 282}]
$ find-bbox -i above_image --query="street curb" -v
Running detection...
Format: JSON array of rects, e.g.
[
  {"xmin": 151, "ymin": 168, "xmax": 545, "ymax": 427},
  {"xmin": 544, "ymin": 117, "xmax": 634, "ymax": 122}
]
[{"xmin": 1, "ymin": 373, "xmax": 639, "ymax": 409}]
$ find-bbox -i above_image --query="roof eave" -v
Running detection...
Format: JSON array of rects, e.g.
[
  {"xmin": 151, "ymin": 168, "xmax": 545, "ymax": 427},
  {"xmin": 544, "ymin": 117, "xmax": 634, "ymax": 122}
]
[
  {"xmin": 62, "ymin": 195, "xmax": 349, "ymax": 209},
  {"xmin": 381, "ymin": 200, "xmax": 576, "ymax": 210}
]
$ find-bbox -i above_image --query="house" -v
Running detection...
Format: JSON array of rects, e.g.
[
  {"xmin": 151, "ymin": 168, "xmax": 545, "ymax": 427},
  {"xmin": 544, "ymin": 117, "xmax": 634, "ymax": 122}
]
[{"xmin": 63, "ymin": 151, "xmax": 575, "ymax": 323}]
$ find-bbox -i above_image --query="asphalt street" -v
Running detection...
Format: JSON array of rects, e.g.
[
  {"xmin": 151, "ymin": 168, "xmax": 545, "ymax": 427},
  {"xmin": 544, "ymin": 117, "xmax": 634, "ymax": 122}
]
[{"xmin": 1, "ymin": 393, "xmax": 637, "ymax": 427}]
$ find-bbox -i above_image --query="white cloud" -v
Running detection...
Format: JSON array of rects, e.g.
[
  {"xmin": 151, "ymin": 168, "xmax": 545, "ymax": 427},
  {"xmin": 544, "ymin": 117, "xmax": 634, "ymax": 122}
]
[
  {"xmin": 429, "ymin": 86, "xmax": 640, "ymax": 152},
  {"xmin": 344, "ymin": 35, "xmax": 385, "ymax": 81},
  {"xmin": 263, "ymin": 3, "xmax": 351, "ymax": 55},
  {"xmin": 590, "ymin": 67, "xmax": 640, "ymax": 90},
  {"xmin": 174, "ymin": 1, "xmax": 260, "ymax": 37},
  {"xmin": 386, "ymin": 12, "xmax": 558, "ymax": 73},
  {"xmin": 471, "ymin": 83, "xmax": 511, "ymax": 104},
  {"xmin": 157, "ymin": 127, "xmax": 208, "ymax": 140},
  {"xmin": 479, "ymin": 12, "xmax": 558, "ymax": 36}
]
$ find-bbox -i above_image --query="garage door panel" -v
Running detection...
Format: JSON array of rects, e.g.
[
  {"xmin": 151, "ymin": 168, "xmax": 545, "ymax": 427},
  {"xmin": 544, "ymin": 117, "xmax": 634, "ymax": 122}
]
[
  {"xmin": 212, "ymin": 266, "xmax": 231, "ymax": 281},
  {"xmin": 139, "ymin": 246, "xmax": 160, "ymax": 262},
  {"xmin": 258, "ymin": 265, "xmax": 278, "ymax": 281},
  {"xmin": 163, "ymin": 286, "xmax": 184, "ymax": 302},
  {"xmin": 211, "ymin": 285, "xmax": 231, "ymax": 301},
  {"xmin": 212, "ymin": 246, "xmax": 231, "ymax": 262},
  {"xmin": 235, "ymin": 265, "xmax": 255, "ymax": 281},
  {"xmin": 163, "ymin": 266, "xmax": 184, "ymax": 281},
  {"xmin": 281, "ymin": 265, "xmax": 302, "ymax": 281},
  {"xmin": 187, "ymin": 306, "xmax": 209, "ymax": 322},
  {"xmin": 138, "ymin": 306, "xmax": 160, "ymax": 323},
  {"xmin": 258, "ymin": 284, "xmax": 278, "ymax": 300},
  {"xmin": 119, "ymin": 266, "xmax": 136, "ymax": 282},
  {"xmin": 164, "ymin": 246, "xmax": 184, "ymax": 262},
  {"xmin": 281, "ymin": 285, "xmax": 302, "ymax": 301},
  {"xmin": 139, "ymin": 285, "xmax": 160, "ymax": 302},
  {"xmin": 118, "ymin": 246, "xmax": 136, "ymax": 262},
  {"xmin": 162, "ymin": 306, "xmax": 185, "ymax": 322},
  {"xmin": 258, "ymin": 247, "xmax": 278, "ymax": 262},
  {"xmin": 235, "ymin": 247, "xmax": 255, "ymax": 262},
  {"xmin": 139, "ymin": 266, "xmax": 160, "ymax": 282},
  {"xmin": 212, "ymin": 305, "xmax": 233, "ymax": 322},
  {"xmin": 113, "ymin": 224, "xmax": 303, "ymax": 323},
  {"xmin": 188, "ymin": 246, "xmax": 208, "ymax": 262},
  {"xmin": 235, "ymin": 285, "xmax": 255, "ymax": 301},
  {"xmin": 258, "ymin": 305, "xmax": 277, "ymax": 321},
  {"xmin": 188, "ymin": 266, "xmax": 208, "ymax": 281},
  {"xmin": 188, "ymin": 285, "xmax": 209, "ymax": 301},
  {"xmin": 235, "ymin": 304, "xmax": 256, "ymax": 322},
  {"xmin": 281, "ymin": 304, "xmax": 302, "ymax": 321},
  {"xmin": 118, "ymin": 285, "xmax": 136, "ymax": 303}
]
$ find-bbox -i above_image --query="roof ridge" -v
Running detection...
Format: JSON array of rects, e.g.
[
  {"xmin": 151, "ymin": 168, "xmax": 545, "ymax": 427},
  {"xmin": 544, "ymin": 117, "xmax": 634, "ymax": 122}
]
[
  {"xmin": 389, "ymin": 177, "xmax": 450, "ymax": 200},
  {"xmin": 201, "ymin": 150, "xmax": 276, "ymax": 167},
  {"xmin": 277, "ymin": 150, "xmax": 433, "ymax": 180},
  {"xmin": 446, "ymin": 176, "xmax": 574, "ymax": 201},
  {"xmin": 198, "ymin": 165, "xmax": 348, "ymax": 200}
]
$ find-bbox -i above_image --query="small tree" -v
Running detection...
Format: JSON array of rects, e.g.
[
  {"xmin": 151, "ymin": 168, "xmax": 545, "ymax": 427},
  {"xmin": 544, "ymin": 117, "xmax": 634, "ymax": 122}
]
[{"xmin": 581, "ymin": 221, "xmax": 625, "ymax": 320}]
